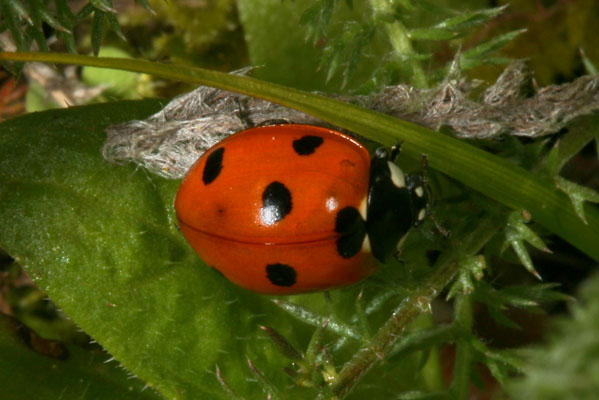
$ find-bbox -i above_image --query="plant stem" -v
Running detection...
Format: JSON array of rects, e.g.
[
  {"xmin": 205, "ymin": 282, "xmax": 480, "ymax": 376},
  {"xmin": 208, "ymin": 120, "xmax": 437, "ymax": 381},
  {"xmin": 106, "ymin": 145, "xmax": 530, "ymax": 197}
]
[
  {"xmin": 368, "ymin": 0, "xmax": 428, "ymax": 88},
  {"xmin": 327, "ymin": 212, "xmax": 504, "ymax": 399},
  {"xmin": 450, "ymin": 294, "xmax": 474, "ymax": 400}
]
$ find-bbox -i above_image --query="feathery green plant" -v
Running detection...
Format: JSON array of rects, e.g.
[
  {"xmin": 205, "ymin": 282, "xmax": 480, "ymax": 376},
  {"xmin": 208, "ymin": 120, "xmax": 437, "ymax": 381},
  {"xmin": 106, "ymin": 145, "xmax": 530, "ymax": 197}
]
[{"xmin": 0, "ymin": 0, "xmax": 152, "ymax": 55}]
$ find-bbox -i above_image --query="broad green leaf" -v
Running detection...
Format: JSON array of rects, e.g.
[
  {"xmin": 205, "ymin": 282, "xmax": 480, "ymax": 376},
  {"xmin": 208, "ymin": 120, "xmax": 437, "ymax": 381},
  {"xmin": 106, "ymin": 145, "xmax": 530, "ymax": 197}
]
[
  {"xmin": 0, "ymin": 101, "xmax": 281, "ymax": 399},
  {"xmin": 0, "ymin": 314, "xmax": 161, "ymax": 400}
]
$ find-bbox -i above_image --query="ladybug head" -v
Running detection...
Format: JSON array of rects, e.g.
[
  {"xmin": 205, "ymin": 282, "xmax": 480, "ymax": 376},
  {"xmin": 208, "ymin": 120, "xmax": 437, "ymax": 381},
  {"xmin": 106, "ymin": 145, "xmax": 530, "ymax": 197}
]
[{"xmin": 366, "ymin": 147, "xmax": 430, "ymax": 262}]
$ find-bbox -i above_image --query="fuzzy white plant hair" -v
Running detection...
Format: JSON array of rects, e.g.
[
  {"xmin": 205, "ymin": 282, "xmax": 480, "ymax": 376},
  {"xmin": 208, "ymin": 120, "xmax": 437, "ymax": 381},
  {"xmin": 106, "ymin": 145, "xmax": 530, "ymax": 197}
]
[{"xmin": 103, "ymin": 61, "xmax": 599, "ymax": 179}]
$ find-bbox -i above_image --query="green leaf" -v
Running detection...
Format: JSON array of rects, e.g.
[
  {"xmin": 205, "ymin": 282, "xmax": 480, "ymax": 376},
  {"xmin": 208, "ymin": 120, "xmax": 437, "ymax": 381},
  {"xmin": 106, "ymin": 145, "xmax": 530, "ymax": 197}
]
[
  {"xmin": 437, "ymin": 6, "xmax": 507, "ymax": 30},
  {"xmin": 0, "ymin": 101, "xmax": 273, "ymax": 399},
  {"xmin": 273, "ymin": 299, "xmax": 363, "ymax": 341},
  {"xmin": 1, "ymin": 2, "xmax": 29, "ymax": 51},
  {"xmin": 473, "ymin": 282, "xmax": 569, "ymax": 330},
  {"xmin": 91, "ymin": 10, "xmax": 105, "ymax": 56},
  {"xmin": 299, "ymin": 0, "xmax": 338, "ymax": 44},
  {"xmin": 459, "ymin": 29, "xmax": 525, "ymax": 70},
  {"xmin": 55, "ymin": 0, "xmax": 77, "ymax": 53},
  {"xmin": 37, "ymin": 5, "xmax": 71, "ymax": 33},
  {"xmin": 0, "ymin": 314, "xmax": 161, "ymax": 400},
  {"xmin": 106, "ymin": 10, "xmax": 126, "ymax": 42},
  {"xmin": 555, "ymin": 176, "xmax": 599, "ymax": 225},
  {"xmin": 408, "ymin": 27, "xmax": 460, "ymax": 41},
  {"xmin": 91, "ymin": 0, "xmax": 118, "ymax": 14},
  {"xmin": 135, "ymin": 0, "xmax": 155, "ymax": 14},
  {"xmin": 503, "ymin": 211, "xmax": 549, "ymax": 279},
  {"xmin": 409, "ymin": 6, "xmax": 508, "ymax": 41},
  {"xmin": 6, "ymin": 0, "xmax": 32, "ymax": 25},
  {"xmin": 446, "ymin": 255, "xmax": 486, "ymax": 299},
  {"xmin": 580, "ymin": 48, "xmax": 597, "ymax": 75}
]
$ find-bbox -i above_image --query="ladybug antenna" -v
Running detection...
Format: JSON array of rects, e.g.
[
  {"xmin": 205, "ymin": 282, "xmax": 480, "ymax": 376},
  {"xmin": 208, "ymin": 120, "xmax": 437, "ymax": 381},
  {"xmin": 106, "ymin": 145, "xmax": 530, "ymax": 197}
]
[
  {"xmin": 234, "ymin": 98, "xmax": 255, "ymax": 129},
  {"xmin": 389, "ymin": 142, "xmax": 402, "ymax": 161},
  {"xmin": 416, "ymin": 155, "xmax": 450, "ymax": 238}
]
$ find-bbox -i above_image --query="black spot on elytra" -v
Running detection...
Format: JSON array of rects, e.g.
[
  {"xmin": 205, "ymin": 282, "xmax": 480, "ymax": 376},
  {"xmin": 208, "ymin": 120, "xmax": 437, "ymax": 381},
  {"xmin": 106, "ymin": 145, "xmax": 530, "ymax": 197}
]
[
  {"xmin": 335, "ymin": 206, "xmax": 367, "ymax": 258},
  {"xmin": 292, "ymin": 135, "xmax": 324, "ymax": 155},
  {"xmin": 266, "ymin": 263, "xmax": 297, "ymax": 287},
  {"xmin": 202, "ymin": 147, "xmax": 224, "ymax": 185},
  {"xmin": 261, "ymin": 181, "xmax": 292, "ymax": 225}
]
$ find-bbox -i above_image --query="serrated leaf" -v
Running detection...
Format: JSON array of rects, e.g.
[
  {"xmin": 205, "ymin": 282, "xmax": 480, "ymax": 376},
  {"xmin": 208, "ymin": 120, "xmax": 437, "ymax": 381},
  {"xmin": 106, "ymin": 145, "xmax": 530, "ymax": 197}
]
[
  {"xmin": 501, "ymin": 283, "xmax": 572, "ymax": 305},
  {"xmin": 486, "ymin": 305, "xmax": 522, "ymax": 330},
  {"xmin": 37, "ymin": 6, "xmax": 70, "ymax": 33},
  {"xmin": 0, "ymin": 101, "xmax": 272, "ymax": 399},
  {"xmin": 273, "ymin": 299, "xmax": 362, "ymax": 341},
  {"xmin": 446, "ymin": 255, "xmax": 486, "ymax": 299},
  {"xmin": 409, "ymin": 27, "xmax": 459, "ymax": 41},
  {"xmin": 135, "ymin": 0, "xmax": 155, "ymax": 14},
  {"xmin": 388, "ymin": 324, "xmax": 460, "ymax": 361},
  {"xmin": 504, "ymin": 211, "xmax": 549, "ymax": 279},
  {"xmin": 299, "ymin": 0, "xmax": 338, "ymax": 44},
  {"xmin": 247, "ymin": 358, "xmax": 282, "ymax": 400},
  {"xmin": 260, "ymin": 325, "xmax": 303, "ymax": 361},
  {"xmin": 75, "ymin": 3, "xmax": 95, "ymax": 22},
  {"xmin": 55, "ymin": 0, "xmax": 77, "ymax": 53},
  {"xmin": 555, "ymin": 176, "xmax": 599, "ymax": 225},
  {"xmin": 410, "ymin": 6, "xmax": 507, "ymax": 42},
  {"xmin": 6, "ymin": 0, "xmax": 32, "ymax": 25},
  {"xmin": 215, "ymin": 365, "xmax": 247, "ymax": 400},
  {"xmin": 438, "ymin": 6, "xmax": 507, "ymax": 30},
  {"xmin": 26, "ymin": 23, "xmax": 49, "ymax": 52},
  {"xmin": 459, "ymin": 29, "xmax": 525, "ymax": 69},
  {"xmin": 91, "ymin": 10, "xmax": 105, "ymax": 56},
  {"xmin": 471, "ymin": 338, "xmax": 526, "ymax": 378},
  {"xmin": 106, "ymin": 10, "xmax": 126, "ymax": 42},
  {"xmin": 91, "ymin": 0, "xmax": 118, "ymax": 14},
  {"xmin": 0, "ymin": 2, "xmax": 30, "ymax": 52},
  {"xmin": 580, "ymin": 48, "xmax": 597, "ymax": 75}
]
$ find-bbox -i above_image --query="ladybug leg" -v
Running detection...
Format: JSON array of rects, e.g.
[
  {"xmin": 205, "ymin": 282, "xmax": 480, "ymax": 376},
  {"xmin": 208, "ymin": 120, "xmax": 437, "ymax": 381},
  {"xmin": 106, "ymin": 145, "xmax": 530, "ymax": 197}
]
[
  {"xmin": 414, "ymin": 156, "xmax": 451, "ymax": 238},
  {"xmin": 234, "ymin": 98, "xmax": 255, "ymax": 129},
  {"xmin": 407, "ymin": 154, "xmax": 431, "ymax": 228},
  {"xmin": 393, "ymin": 249, "xmax": 406, "ymax": 265},
  {"xmin": 256, "ymin": 118, "xmax": 292, "ymax": 127}
]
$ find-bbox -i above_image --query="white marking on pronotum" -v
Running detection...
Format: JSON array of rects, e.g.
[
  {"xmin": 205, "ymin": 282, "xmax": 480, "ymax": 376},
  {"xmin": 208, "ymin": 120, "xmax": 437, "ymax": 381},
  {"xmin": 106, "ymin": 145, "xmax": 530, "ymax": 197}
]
[
  {"xmin": 388, "ymin": 162, "xmax": 406, "ymax": 188},
  {"xmin": 415, "ymin": 186, "xmax": 424, "ymax": 197},
  {"xmin": 359, "ymin": 196, "xmax": 368, "ymax": 220}
]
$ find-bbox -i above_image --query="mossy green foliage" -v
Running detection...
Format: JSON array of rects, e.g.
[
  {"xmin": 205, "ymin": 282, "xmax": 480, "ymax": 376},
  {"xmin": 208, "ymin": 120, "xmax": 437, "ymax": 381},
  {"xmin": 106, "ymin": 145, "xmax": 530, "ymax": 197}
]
[{"xmin": 508, "ymin": 274, "xmax": 599, "ymax": 400}]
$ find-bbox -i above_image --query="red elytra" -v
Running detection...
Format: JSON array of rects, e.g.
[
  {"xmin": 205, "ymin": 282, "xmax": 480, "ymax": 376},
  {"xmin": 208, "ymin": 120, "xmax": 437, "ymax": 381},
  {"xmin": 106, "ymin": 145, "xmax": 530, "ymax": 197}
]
[{"xmin": 174, "ymin": 124, "xmax": 378, "ymax": 294}]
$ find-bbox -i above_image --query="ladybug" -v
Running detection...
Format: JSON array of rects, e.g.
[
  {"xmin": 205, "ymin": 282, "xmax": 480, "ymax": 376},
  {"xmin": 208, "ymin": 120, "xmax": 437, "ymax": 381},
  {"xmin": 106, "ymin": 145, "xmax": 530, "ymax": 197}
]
[{"xmin": 174, "ymin": 124, "xmax": 429, "ymax": 294}]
